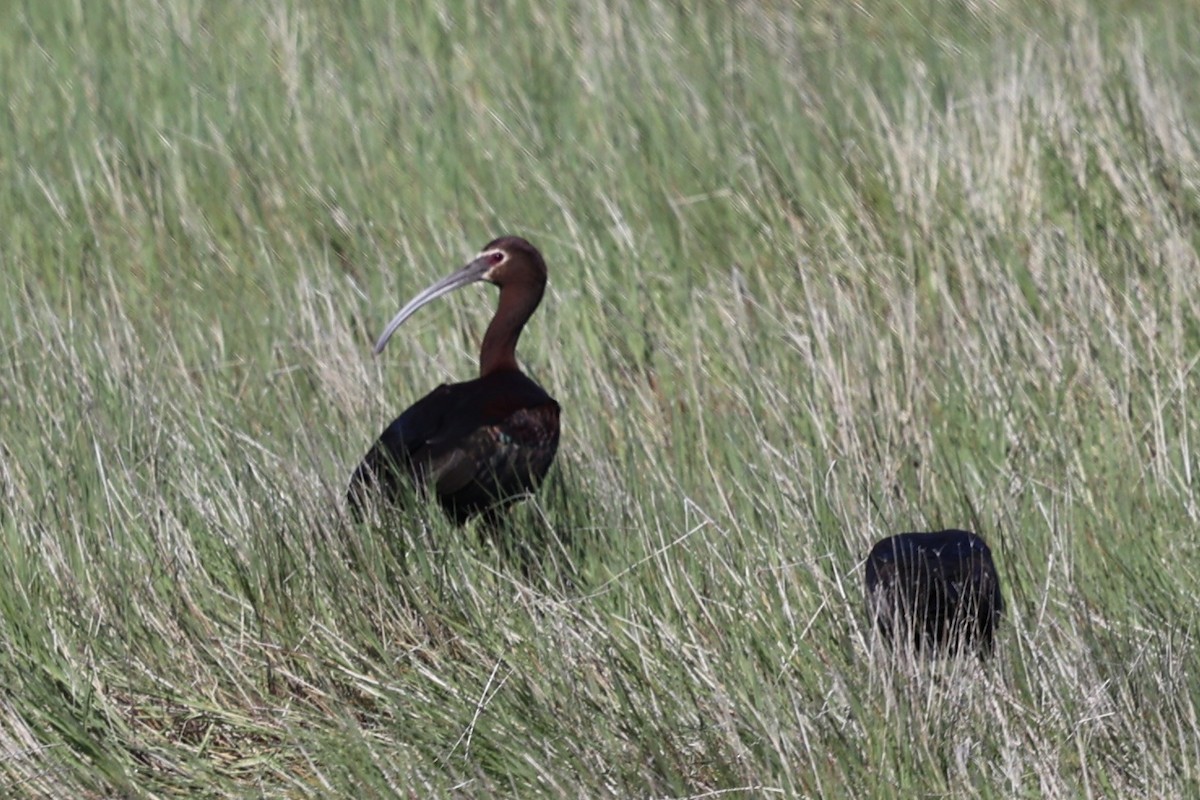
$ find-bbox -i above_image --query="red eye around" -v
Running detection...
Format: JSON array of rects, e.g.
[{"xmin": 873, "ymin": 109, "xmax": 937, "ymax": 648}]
[{"xmin": 488, "ymin": 251, "xmax": 504, "ymax": 265}]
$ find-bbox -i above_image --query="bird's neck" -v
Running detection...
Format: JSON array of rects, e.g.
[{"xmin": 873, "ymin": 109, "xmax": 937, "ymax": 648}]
[{"xmin": 480, "ymin": 282, "xmax": 542, "ymax": 376}]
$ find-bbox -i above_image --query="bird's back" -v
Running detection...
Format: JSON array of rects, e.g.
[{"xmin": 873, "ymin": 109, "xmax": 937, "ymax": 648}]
[
  {"xmin": 865, "ymin": 530, "xmax": 1003, "ymax": 655},
  {"xmin": 348, "ymin": 371, "xmax": 560, "ymax": 523}
]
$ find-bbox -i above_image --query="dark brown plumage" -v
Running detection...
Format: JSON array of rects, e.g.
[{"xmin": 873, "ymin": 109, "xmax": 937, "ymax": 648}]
[
  {"xmin": 348, "ymin": 236, "xmax": 560, "ymax": 524},
  {"xmin": 865, "ymin": 530, "xmax": 1004, "ymax": 658}
]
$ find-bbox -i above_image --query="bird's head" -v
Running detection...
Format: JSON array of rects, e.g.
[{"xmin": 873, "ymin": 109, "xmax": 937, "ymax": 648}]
[{"xmin": 373, "ymin": 236, "xmax": 547, "ymax": 355}]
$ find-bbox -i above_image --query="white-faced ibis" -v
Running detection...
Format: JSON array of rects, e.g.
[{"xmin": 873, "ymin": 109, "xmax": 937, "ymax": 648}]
[
  {"xmin": 864, "ymin": 530, "xmax": 1003, "ymax": 658},
  {"xmin": 347, "ymin": 236, "xmax": 560, "ymax": 524}
]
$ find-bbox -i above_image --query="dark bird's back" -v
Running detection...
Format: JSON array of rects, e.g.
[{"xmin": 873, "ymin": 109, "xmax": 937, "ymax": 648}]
[
  {"xmin": 865, "ymin": 529, "xmax": 1003, "ymax": 657},
  {"xmin": 348, "ymin": 370, "xmax": 560, "ymax": 524}
]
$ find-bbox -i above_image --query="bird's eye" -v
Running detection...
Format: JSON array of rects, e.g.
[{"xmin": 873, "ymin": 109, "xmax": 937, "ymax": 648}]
[{"xmin": 487, "ymin": 251, "xmax": 505, "ymax": 265}]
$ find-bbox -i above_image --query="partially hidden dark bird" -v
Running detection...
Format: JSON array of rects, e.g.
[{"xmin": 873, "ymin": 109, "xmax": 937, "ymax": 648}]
[
  {"xmin": 864, "ymin": 529, "xmax": 1004, "ymax": 658},
  {"xmin": 347, "ymin": 236, "xmax": 560, "ymax": 525}
]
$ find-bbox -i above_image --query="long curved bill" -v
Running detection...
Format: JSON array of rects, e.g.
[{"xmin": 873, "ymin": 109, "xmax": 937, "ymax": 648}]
[{"xmin": 373, "ymin": 255, "xmax": 493, "ymax": 355}]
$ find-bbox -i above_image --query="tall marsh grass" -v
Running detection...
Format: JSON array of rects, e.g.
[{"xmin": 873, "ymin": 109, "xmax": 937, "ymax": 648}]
[{"xmin": 2, "ymin": 1, "xmax": 1200, "ymax": 796}]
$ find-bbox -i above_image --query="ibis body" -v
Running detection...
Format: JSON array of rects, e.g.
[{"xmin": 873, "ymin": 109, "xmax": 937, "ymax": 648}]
[{"xmin": 864, "ymin": 529, "xmax": 1003, "ymax": 657}]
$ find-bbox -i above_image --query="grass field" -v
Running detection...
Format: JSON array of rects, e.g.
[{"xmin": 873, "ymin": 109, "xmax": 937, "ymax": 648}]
[{"xmin": 3, "ymin": 1, "xmax": 1200, "ymax": 796}]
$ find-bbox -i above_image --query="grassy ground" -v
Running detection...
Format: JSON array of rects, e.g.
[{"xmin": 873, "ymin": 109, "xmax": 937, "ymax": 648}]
[{"xmin": 3, "ymin": 0, "xmax": 1200, "ymax": 796}]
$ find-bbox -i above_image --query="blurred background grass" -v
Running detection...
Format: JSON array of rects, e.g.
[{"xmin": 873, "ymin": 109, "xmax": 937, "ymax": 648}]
[{"xmin": 2, "ymin": 0, "xmax": 1200, "ymax": 796}]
